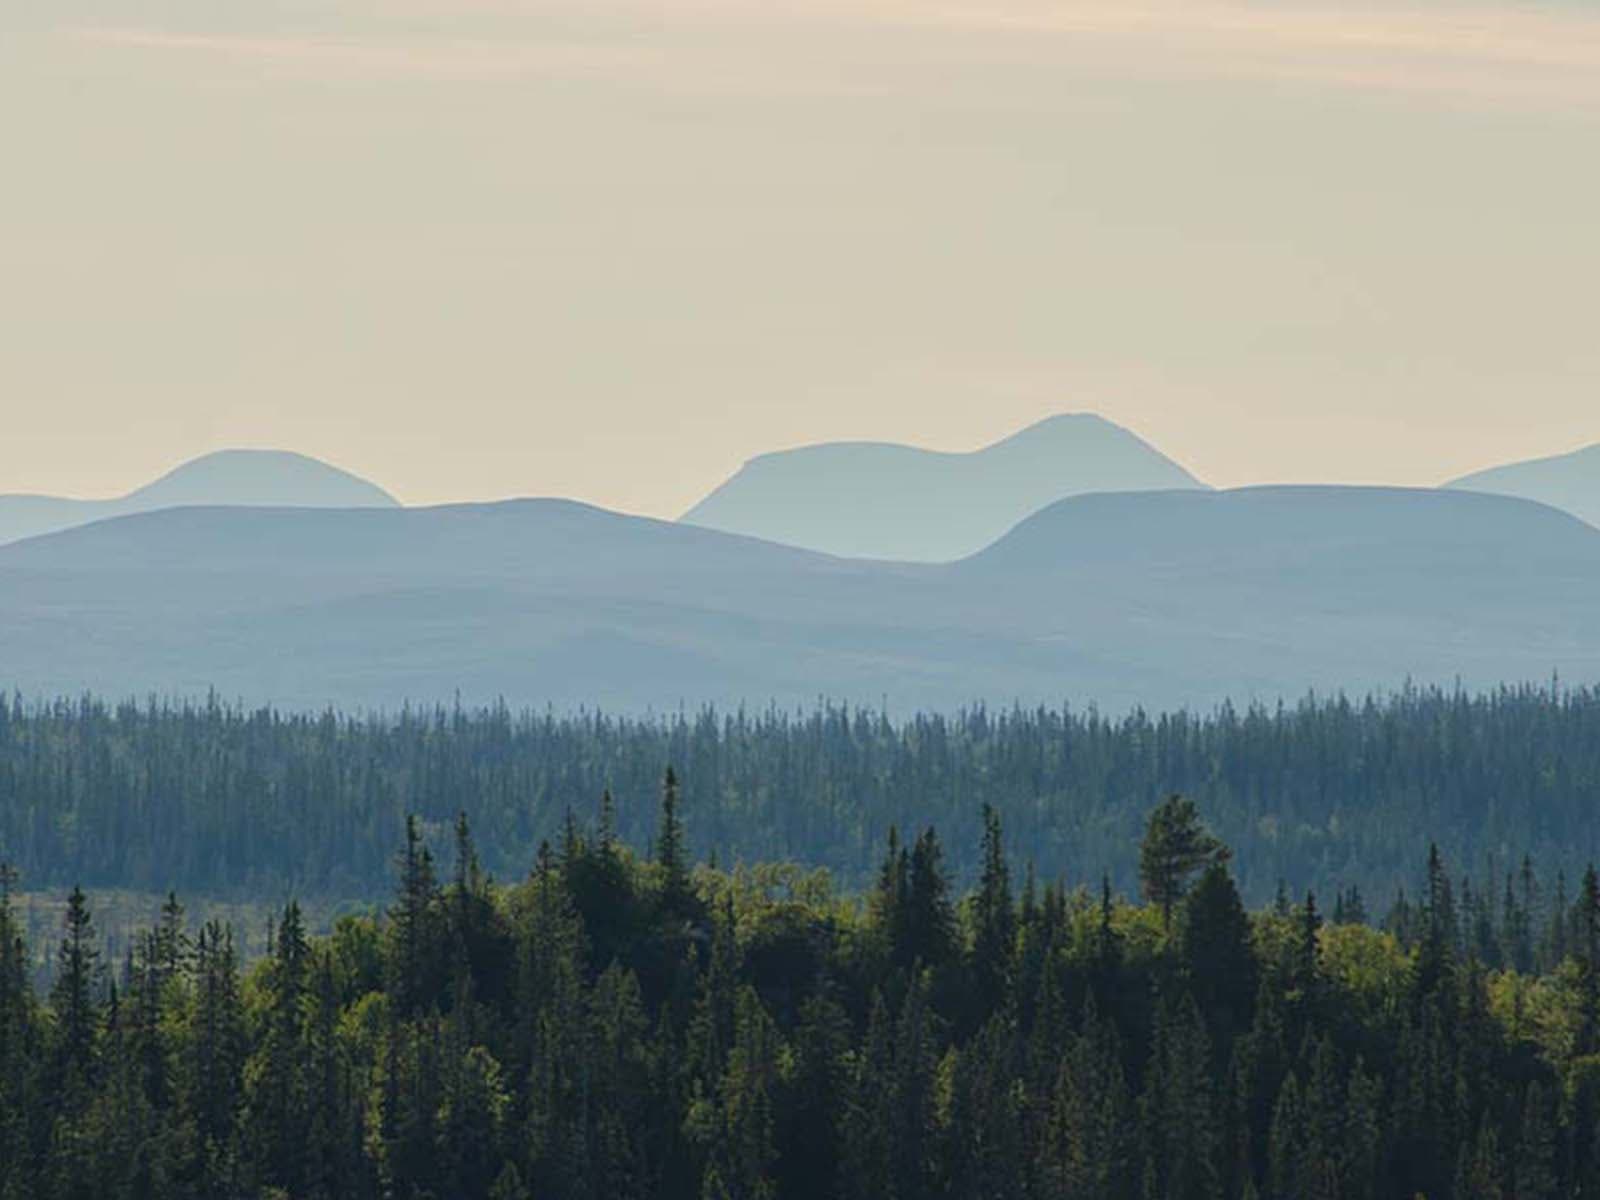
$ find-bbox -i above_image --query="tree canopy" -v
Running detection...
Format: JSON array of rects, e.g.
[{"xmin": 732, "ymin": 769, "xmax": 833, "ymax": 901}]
[
  {"xmin": 4, "ymin": 682, "xmax": 1600, "ymax": 910},
  {"xmin": 2, "ymin": 790, "xmax": 1600, "ymax": 1199}
]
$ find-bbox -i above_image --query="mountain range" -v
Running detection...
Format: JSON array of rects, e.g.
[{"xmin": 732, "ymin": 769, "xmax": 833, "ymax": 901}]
[
  {"xmin": 681, "ymin": 412, "xmax": 1207, "ymax": 560},
  {"xmin": 2, "ymin": 416, "xmax": 1598, "ymax": 714},
  {"xmin": 5, "ymin": 419, "xmax": 1596, "ymax": 556},
  {"xmin": 1446, "ymin": 442, "xmax": 1600, "ymax": 530},
  {"xmin": 2, "ymin": 485, "xmax": 1597, "ymax": 713},
  {"xmin": 0, "ymin": 449, "xmax": 397, "ymax": 545}
]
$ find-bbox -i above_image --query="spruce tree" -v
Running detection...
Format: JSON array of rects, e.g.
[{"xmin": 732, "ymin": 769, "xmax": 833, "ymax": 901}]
[
  {"xmin": 905, "ymin": 830, "xmax": 958, "ymax": 973},
  {"xmin": 1142, "ymin": 993, "xmax": 1221, "ymax": 1200},
  {"xmin": 0, "ymin": 865, "xmax": 37, "ymax": 1199},
  {"xmin": 1578, "ymin": 864, "xmax": 1600, "ymax": 1055},
  {"xmin": 891, "ymin": 971, "xmax": 941, "ymax": 1200},
  {"xmin": 244, "ymin": 901, "xmax": 312, "ymax": 1193},
  {"xmin": 1342, "ymin": 1057, "xmax": 1384, "ymax": 1200},
  {"xmin": 782, "ymin": 985, "xmax": 850, "ymax": 1200},
  {"xmin": 391, "ymin": 815, "xmax": 441, "ymax": 1018},
  {"xmin": 968, "ymin": 805, "xmax": 1015, "ymax": 1027},
  {"xmin": 1180, "ymin": 863, "xmax": 1256, "ymax": 1055},
  {"xmin": 657, "ymin": 766, "xmax": 696, "ymax": 921},
  {"xmin": 51, "ymin": 885, "xmax": 100, "ymax": 1092},
  {"xmin": 838, "ymin": 991, "xmax": 894, "ymax": 1200}
]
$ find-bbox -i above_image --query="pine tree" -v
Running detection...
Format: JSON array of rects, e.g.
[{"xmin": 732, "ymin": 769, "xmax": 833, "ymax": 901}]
[{"xmin": 1139, "ymin": 796, "xmax": 1230, "ymax": 927}]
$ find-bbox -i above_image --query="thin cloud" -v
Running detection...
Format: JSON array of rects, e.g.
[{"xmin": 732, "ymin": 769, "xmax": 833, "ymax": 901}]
[
  {"xmin": 58, "ymin": 0, "xmax": 1600, "ymax": 109},
  {"xmin": 65, "ymin": 27, "xmax": 665, "ymax": 82}
]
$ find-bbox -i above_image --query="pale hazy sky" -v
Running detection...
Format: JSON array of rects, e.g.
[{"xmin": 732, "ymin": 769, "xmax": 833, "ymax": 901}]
[{"xmin": 4, "ymin": 0, "xmax": 1599, "ymax": 515}]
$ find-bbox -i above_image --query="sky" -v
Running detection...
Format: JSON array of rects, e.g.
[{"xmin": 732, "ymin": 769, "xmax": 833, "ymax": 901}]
[{"xmin": 4, "ymin": 0, "xmax": 1600, "ymax": 515}]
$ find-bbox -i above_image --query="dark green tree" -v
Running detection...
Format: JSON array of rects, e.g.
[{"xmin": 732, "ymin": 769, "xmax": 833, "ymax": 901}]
[
  {"xmin": 1140, "ymin": 796, "xmax": 1230, "ymax": 927},
  {"xmin": 1180, "ymin": 863, "xmax": 1257, "ymax": 1057},
  {"xmin": 50, "ymin": 885, "xmax": 100, "ymax": 1093},
  {"xmin": 968, "ymin": 805, "xmax": 1016, "ymax": 1029},
  {"xmin": 657, "ymin": 766, "xmax": 696, "ymax": 922}
]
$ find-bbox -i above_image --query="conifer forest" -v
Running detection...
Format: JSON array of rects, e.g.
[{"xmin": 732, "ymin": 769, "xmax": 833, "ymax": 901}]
[
  {"xmin": 6, "ymin": 772, "xmax": 1600, "ymax": 1199},
  {"xmin": 4, "ymin": 683, "xmax": 1600, "ymax": 906}
]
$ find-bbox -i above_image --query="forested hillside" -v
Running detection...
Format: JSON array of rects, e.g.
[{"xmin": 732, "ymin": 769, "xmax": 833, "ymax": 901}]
[
  {"xmin": 3, "ymin": 793, "xmax": 1599, "ymax": 1199},
  {"xmin": 2, "ymin": 684, "xmax": 1599, "ymax": 907}
]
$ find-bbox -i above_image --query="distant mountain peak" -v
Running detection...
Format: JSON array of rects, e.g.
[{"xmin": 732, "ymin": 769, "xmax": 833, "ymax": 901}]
[
  {"xmin": 994, "ymin": 410, "xmax": 1114, "ymax": 437},
  {"xmin": 128, "ymin": 448, "xmax": 399, "ymax": 509},
  {"xmin": 1445, "ymin": 440, "xmax": 1600, "ymax": 530},
  {"xmin": 0, "ymin": 448, "xmax": 398, "ymax": 546},
  {"xmin": 682, "ymin": 412, "xmax": 1207, "ymax": 561}
]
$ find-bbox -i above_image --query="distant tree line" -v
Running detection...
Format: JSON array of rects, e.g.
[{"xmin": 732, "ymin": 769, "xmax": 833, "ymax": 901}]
[
  {"xmin": 6, "ymin": 787, "xmax": 1600, "ymax": 1199},
  {"xmin": 2, "ymin": 682, "xmax": 1600, "ymax": 907}
]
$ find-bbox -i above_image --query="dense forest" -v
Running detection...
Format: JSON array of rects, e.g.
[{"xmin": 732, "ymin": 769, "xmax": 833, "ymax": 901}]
[
  {"xmin": 4, "ymin": 785, "xmax": 1600, "ymax": 1199},
  {"xmin": 3, "ymin": 683, "xmax": 1600, "ymax": 905}
]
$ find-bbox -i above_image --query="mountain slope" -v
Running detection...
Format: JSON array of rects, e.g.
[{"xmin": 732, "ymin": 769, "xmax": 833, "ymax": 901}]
[
  {"xmin": 1445, "ymin": 442, "xmax": 1600, "ymax": 529},
  {"xmin": 0, "ymin": 449, "xmax": 398, "ymax": 544},
  {"xmin": 681, "ymin": 413, "xmax": 1207, "ymax": 560},
  {"xmin": 3, "ymin": 486, "xmax": 1599, "ymax": 714}
]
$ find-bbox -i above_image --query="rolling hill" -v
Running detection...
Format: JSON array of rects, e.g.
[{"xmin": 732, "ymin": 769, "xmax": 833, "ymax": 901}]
[
  {"xmin": 1445, "ymin": 442, "xmax": 1600, "ymax": 529},
  {"xmin": 2, "ymin": 486, "xmax": 1598, "ymax": 713},
  {"xmin": 680, "ymin": 412, "xmax": 1207, "ymax": 560},
  {"xmin": 0, "ymin": 449, "xmax": 398, "ymax": 544}
]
